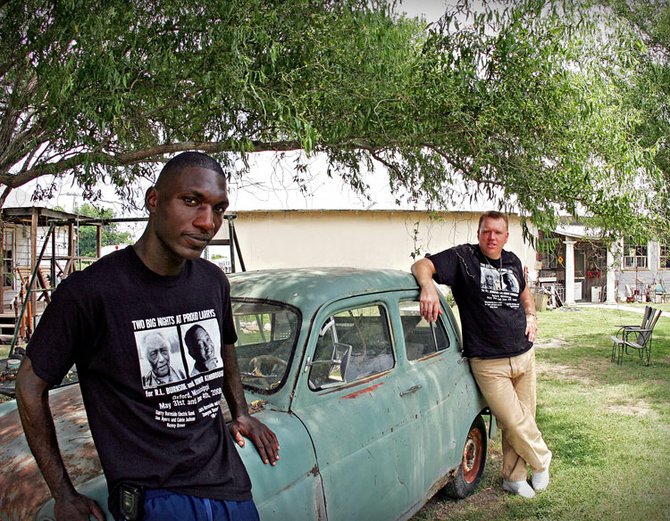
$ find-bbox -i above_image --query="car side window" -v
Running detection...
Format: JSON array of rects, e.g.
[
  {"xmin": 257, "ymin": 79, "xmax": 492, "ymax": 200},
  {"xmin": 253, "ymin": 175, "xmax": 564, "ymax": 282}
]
[
  {"xmin": 309, "ymin": 304, "xmax": 394, "ymax": 390},
  {"xmin": 232, "ymin": 301, "xmax": 299, "ymax": 393},
  {"xmin": 399, "ymin": 301, "xmax": 450, "ymax": 360}
]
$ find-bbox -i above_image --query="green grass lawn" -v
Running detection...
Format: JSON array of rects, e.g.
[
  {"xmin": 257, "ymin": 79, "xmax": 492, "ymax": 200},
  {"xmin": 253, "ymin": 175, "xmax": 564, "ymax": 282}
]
[{"xmin": 413, "ymin": 303, "xmax": 670, "ymax": 521}]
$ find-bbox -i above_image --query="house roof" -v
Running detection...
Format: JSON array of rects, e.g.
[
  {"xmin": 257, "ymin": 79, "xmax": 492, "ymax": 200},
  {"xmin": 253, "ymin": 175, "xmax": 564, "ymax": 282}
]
[
  {"xmin": 554, "ymin": 224, "xmax": 602, "ymax": 240},
  {"xmin": 1, "ymin": 206, "xmax": 82, "ymax": 226},
  {"xmin": 1, "ymin": 186, "xmax": 84, "ymax": 225}
]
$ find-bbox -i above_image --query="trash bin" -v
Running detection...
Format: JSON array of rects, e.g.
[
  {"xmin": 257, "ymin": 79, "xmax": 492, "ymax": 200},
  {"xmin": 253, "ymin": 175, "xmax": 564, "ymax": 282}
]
[
  {"xmin": 591, "ymin": 286, "xmax": 601, "ymax": 303},
  {"xmin": 533, "ymin": 291, "xmax": 548, "ymax": 311}
]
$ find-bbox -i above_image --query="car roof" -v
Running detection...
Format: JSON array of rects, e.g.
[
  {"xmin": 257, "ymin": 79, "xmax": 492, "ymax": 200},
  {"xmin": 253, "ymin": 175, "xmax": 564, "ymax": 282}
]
[{"xmin": 228, "ymin": 267, "xmax": 419, "ymax": 311}]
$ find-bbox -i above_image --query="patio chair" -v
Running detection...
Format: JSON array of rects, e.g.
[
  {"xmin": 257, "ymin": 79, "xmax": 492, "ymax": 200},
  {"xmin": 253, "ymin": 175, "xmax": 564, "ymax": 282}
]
[
  {"xmin": 611, "ymin": 307, "xmax": 662, "ymax": 366},
  {"xmin": 610, "ymin": 306, "xmax": 652, "ymax": 362}
]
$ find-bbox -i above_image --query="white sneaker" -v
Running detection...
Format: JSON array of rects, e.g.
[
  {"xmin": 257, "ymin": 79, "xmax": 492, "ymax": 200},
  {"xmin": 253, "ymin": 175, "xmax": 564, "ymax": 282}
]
[
  {"xmin": 532, "ymin": 451, "xmax": 552, "ymax": 491},
  {"xmin": 502, "ymin": 480, "xmax": 536, "ymax": 498}
]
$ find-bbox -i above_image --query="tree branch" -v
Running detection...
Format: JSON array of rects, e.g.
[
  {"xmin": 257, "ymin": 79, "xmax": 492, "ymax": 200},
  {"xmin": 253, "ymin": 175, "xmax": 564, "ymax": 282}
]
[
  {"xmin": 0, "ymin": 139, "xmax": 308, "ymax": 189},
  {"xmin": 0, "ymin": 185, "xmax": 12, "ymax": 208}
]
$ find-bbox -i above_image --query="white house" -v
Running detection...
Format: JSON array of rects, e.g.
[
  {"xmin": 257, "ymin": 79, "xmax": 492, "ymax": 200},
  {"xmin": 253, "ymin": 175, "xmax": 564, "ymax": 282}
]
[
  {"xmin": 210, "ymin": 157, "xmax": 539, "ymax": 281},
  {"xmin": 213, "ymin": 209, "xmax": 536, "ymax": 276}
]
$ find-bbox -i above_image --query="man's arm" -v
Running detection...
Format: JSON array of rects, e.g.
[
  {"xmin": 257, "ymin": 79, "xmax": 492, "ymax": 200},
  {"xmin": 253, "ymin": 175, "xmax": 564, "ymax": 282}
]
[
  {"xmin": 15, "ymin": 357, "xmax": 105, "ymax": 521},
  {"xmin": 222, "ymin": 344, "xmax": 280, "ymax": 465},
  {"xmin": 411, "ymin": 257, "xmax": 442, "ymax": 322},
  {"xmin": 520, "ymin": 286, "xmax": 538, "ymax": 343}
]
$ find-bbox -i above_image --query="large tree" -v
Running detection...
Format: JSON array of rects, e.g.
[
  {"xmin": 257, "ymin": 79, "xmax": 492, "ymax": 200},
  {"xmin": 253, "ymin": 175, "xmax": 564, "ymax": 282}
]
[
  {"xmin": 0, "ymin": 0, "xmax": 663, "ymax": 237},
  {"xmin": 603, "ymin": 0, "xmax": 670, "ymax": 236}
]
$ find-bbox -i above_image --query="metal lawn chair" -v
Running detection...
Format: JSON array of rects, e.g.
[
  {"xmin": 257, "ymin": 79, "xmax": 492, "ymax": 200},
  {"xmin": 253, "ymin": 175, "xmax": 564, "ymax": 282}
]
[
  {"xmin": 611, "ymin": 307, "xmax": 662, "ymax": 366},
  {"xmin": 610, "ymin": 306, "xmax": 652, "ymax": 362}
]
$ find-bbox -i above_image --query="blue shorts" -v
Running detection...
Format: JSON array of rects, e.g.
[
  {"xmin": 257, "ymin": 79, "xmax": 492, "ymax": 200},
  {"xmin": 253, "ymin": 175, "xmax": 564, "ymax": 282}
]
[{"xmin": 138, "ymin": 489, "xmax": 260, "ymax": 521}]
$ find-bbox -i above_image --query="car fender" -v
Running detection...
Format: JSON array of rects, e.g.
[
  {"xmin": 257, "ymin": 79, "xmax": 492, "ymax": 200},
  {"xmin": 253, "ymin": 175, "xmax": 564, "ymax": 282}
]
[{"xmin": 236, "ymin": 408, "xmax": 325, "ymax": 521}]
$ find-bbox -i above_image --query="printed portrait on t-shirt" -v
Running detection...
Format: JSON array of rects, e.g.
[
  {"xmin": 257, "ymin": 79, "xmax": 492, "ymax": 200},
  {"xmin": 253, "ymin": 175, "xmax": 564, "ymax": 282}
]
[
  {"xmin": 480, "ymin": 266, "xmax": 520, "ymax": 296},
  {"xmin": 136, "ymin": 328, "xmax": 187, "ymax": 389},
  {"xmin": 181, "ymin": 319, "xmax": 223, "ymax": 377},
  {"xmin": 480, "ymin": 266, "xmax": 500, "ymax": 292},
  {"xmin": 501, "ymin": 270, "xmax": 520, "ymax": 293}
]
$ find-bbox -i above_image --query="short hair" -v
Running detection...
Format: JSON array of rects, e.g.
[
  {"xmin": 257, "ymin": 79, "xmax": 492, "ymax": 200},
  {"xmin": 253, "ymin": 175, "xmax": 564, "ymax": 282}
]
[
  {"xmin": 155, "ymin": 151, "xmax": 225, "ymax": 189},
  {"xmin": 478, "ymin": 211, "xmax": 508, "ymax": 232},
  {"xmin": 184, "ymin": 324, "xmax": 208, "ymax": 352},
  {"xmin": 143, "ymin": 331, "xmax": 169, "ymax": 357}
]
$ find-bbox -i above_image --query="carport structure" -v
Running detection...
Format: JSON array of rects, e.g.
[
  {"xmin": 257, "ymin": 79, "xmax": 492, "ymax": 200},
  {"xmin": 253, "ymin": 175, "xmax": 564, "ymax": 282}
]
[{"xmin": 0, "ymin": 206, "xmax": 113, "ymax": 343}]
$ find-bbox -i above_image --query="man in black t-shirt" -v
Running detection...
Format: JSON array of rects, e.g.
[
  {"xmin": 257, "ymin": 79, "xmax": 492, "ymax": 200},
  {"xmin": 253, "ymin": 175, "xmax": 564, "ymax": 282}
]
[
  {"xmin": 16, "ymin": 152, "xmax": 280, "ymax": 521},
  {"xmin": 411, "ymin": 211, "xmax": 551, "ymax": 499}
]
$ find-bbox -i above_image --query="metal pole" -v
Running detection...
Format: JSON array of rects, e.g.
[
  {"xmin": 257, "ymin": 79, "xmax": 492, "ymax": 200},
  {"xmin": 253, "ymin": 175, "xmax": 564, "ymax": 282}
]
[
  {"xmin": 227, "ymin": 217, "xmax": 236, "ymax": 274},
  {"xmin": 51, "ymin": 227, "xmax": 56, "ymax": 289},
  {"xmin": 232, "ymin": 225, "xmax": 246, "ymax": 272}
]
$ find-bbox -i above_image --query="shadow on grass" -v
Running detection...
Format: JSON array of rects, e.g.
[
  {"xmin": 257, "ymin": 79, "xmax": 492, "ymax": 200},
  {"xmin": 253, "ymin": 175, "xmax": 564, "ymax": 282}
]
[{"xmin": 414, "ymin": 307, "xmax": 670, "ymax": 521}]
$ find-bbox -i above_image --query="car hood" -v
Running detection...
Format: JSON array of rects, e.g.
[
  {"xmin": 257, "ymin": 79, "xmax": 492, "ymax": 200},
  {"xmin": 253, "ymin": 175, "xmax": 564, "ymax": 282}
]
[{"xmin": 0, "ymin": 385, "xmax": 102, "ymax": 521}]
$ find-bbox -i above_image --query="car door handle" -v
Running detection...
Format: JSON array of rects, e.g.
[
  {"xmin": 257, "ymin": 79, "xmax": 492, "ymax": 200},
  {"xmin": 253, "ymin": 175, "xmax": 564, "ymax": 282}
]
[{"xmin": 400, "ymin": 385, "xmax": 422, "ymax": 397}]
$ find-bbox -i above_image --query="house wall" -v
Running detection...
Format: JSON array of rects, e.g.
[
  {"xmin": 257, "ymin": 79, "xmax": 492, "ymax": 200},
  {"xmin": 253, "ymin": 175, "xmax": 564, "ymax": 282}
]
[
  {"xmin": 210, "ymin": 210, "xmax": 537, "ymax": 276},
  {"xmin": 618, "ymin": 241, "xmax": 670, "ymax": 300}
]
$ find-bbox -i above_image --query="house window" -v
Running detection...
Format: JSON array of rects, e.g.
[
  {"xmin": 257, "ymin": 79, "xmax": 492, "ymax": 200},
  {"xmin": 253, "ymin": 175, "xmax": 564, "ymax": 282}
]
[
  {"xmin": 537, "ymin": 234, "xmax": 561, "ymax": 279},
  {"xmin": 661, "ymin": 244, "xmax": 670, "ymax": 269},
  {"xmin": 2, "ymin": 228, "xmax": 14, "ymax": 287},
  {"xmin": 623, "ymin": 239, "xmax": 648, "ymax": 269}
]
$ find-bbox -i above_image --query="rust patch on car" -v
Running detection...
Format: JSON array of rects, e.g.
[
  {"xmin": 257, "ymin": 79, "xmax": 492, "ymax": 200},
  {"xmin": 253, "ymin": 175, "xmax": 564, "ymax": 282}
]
[
  {"xmin": 0, "ymin": 385, "xmax": 102, "ymax": 521},
  {"xmin": 341, "ymin": 382, "xmax": 383, "ymax": 399},
  {"xmin": 248, "ymin": 399, "xmax": 267, "ymax": 414}
]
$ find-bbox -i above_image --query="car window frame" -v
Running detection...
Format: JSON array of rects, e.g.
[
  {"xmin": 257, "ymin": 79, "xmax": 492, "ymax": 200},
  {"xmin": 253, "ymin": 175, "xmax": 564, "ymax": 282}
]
[
  {"xmin": 231, "ymin": 297, "xmax": 302, "ymax": 395},
  {"xmin": 398, "ymin": 299, "xmax": 452, "ymax": 361},
  {"xmin": 307, "ymin": 299, "xmax": 396, "ymax": 392}
]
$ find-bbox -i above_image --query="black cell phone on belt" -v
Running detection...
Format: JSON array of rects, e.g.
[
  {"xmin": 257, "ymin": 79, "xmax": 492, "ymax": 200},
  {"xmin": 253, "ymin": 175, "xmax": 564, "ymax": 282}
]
[{"xmin": 119, "ymin": 483, "xmax": 143, "ymax": 521}]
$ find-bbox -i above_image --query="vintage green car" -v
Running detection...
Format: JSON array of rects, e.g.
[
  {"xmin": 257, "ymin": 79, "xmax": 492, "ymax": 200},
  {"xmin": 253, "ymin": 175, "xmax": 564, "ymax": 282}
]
[{"xmin": 0, "ymin": 267, "xmax": 491, "ymax": 521}]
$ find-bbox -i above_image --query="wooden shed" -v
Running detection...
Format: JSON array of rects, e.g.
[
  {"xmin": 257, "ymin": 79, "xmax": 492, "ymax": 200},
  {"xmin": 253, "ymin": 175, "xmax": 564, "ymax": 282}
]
[{"xmin": 0, "ymin": 206, "xmax": 102, "ymax": 346}]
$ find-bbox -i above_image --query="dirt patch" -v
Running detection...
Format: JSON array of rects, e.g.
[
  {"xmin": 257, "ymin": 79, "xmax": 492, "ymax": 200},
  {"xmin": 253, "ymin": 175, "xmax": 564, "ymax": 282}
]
[
  {"xmin": 414, "ymin": 449, "xmax": 507, "ymax": 520},
  {"xmin": 535, "ymin": 338, "xmax": 568, "ymax": 349},
  {"xmin": 420, "ymin": 485, "xmax": 506, "ymax": 520},
  {"xmin": 536, "ymin": 360, "xmax": 598, "ymax": 386},
  {"xmin": 605, "ymin": 399, "xmax": 657, "ymax": 419}
]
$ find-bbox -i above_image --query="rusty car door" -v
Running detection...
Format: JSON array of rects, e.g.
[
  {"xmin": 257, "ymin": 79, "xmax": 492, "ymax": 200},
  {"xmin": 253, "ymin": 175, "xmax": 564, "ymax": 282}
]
[
  {"xmin": 393, "ymin": 295, "xmax": 482, "ymax": 497},
  {"xmin": 290, "ymin": 295, "xmax": 422, "ymax": 521}
]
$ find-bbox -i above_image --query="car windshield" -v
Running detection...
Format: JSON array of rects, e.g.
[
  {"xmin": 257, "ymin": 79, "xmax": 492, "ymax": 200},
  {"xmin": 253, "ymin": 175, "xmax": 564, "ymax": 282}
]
[{"xmin": 232, "ymin": 300, "xmax": 299, "ymax": 393}]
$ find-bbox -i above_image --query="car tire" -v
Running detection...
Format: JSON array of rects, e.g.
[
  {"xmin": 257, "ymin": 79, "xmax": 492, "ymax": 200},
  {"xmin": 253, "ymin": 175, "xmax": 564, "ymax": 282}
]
[{"xmin": 443, "ymin": 414, "xmax": 487, "ymax": 499}]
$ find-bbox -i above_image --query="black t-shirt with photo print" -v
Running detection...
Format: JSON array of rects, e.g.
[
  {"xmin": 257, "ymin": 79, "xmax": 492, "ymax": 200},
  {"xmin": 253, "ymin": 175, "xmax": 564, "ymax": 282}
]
[
  {"xmin": 26, "ymin": 247, "xmax": 250, "ymax": 517},
  {"xmin": 428, "ymin": 243, "xmax": 532, "ymax": 358}
]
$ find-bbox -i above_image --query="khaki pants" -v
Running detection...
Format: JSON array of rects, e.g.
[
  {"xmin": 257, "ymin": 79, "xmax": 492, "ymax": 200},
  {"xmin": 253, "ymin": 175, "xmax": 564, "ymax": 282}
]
[{"xmin": 470, "ymin": 348, "xmax": 551, "ymax": 482}]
